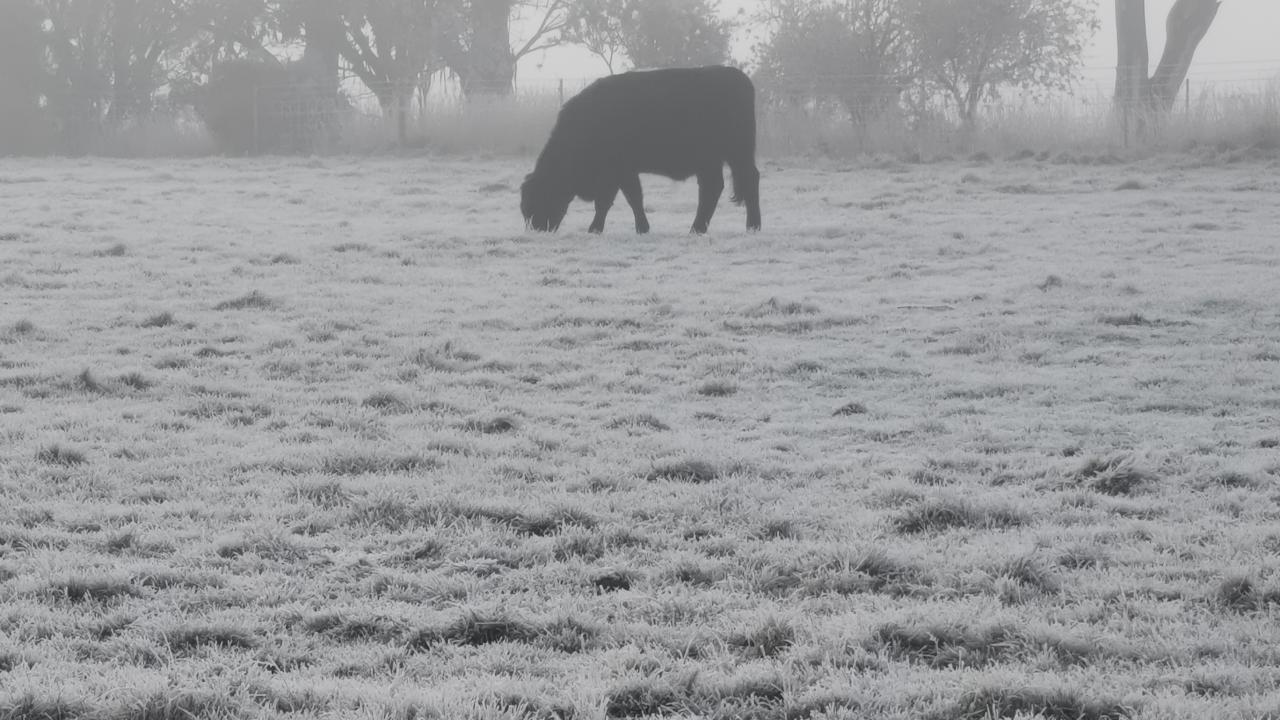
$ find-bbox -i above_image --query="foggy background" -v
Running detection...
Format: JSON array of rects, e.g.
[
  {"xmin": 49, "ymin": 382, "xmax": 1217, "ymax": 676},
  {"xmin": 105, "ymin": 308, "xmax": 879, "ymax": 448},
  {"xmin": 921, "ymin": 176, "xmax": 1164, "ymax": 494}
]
[{"xmin": 1, "ymin": 0, "xmax": 1275, "ymax": 157}]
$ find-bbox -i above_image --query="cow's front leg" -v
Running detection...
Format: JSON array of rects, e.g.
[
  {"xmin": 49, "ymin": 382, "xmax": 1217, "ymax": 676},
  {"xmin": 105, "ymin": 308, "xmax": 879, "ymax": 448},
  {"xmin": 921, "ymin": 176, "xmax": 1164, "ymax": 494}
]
[
  {"xmin": 691, "ymin": 167, "xmax": 724, "ymax": 235},
  {"xmin": 588, "ymin": 186, "xmax": 618, "ymax": 234},
  {"xmin": 620, "ymin": 175, "xmax": 649, "ymax": 234}
]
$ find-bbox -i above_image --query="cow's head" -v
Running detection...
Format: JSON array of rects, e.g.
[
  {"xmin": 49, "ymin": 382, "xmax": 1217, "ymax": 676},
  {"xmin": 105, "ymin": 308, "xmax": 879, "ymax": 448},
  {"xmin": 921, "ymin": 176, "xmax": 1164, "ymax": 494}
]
[{"xmin": 521, "ymin": 173, "xmax": 572, "ymax": 232}]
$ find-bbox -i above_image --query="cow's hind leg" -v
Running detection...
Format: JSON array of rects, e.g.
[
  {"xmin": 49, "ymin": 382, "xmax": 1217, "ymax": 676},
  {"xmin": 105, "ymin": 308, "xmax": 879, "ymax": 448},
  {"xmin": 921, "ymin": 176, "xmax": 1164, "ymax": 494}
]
[
  {"xmin": 691, "ymin": 167, "xmax": 724, "ymax": 235},
  {"xmin": 730, "ymin": 162, "xmax": 761, "ymax": 231},
  {"xmin": 588, "ymin": 185, "xmax": 619, "ymax": 234},
  {"xmin": 620, "ymin": 175, "xmax": 650, "ymax": 234}
]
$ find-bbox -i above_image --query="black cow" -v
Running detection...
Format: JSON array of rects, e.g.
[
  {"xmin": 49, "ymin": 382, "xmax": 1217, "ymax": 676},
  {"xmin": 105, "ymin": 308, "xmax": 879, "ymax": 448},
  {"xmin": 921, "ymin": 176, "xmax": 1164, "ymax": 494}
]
[{"xmin": 521, "ymin": 65, "xmax": 761, "ymax": 235}]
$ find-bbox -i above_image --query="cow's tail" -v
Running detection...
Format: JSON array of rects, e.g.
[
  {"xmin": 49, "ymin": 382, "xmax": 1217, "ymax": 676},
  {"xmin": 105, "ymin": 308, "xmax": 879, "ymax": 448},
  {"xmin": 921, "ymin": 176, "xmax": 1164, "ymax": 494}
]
[{"xmin": 729, "ymin": 76, "xmax": 757, "ymax": 207}]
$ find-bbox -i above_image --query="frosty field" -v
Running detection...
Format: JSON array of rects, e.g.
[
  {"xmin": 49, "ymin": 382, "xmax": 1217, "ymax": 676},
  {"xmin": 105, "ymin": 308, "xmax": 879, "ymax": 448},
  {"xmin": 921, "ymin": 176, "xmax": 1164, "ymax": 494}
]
[{"xmin": 3, "ymin": 151, "xmax": 1280, "ymax": 719}]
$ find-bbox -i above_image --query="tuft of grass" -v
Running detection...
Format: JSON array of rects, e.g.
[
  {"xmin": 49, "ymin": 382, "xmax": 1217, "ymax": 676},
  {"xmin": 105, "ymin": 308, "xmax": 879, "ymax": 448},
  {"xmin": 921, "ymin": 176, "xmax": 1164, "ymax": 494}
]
[
  {"xmin": 140, "ymin": 311, "xmax": 176, "ymax": 328},
  {"xmin": 697, "ymin": 380, "xmax": 737, "ymax": 397},
  {"xmin": 892, "ymin": 496, "xmax": 1027, "ymax": 534},
  {"xmin": 787, "ymin": 693, "xmax": 863, "ymax": 720},
  {"xmin": 1099, "ymin": 313, "xmax": 1151, "ymax": 327},
  {"xmin": 605, "ymin": 678, "xmax": 684, "ymax": 718},
  {"xmin": 745, "ymin": 297, "xmax": 821, "ymax": 317},
  {"xmin": 754, "ymin": 518, "xmax": 805, "ymax": 540},
  {"xmin": 0, "ymin": 693, "xmax": 92, "ymax": 720},
  {"xmin": 726, "ymin": 615, "xmax": 796, "ymax": 659},
  {"xmin": 213, "ymin": 290, "xmax": 278, "ymax": 311},
  {"xmin": 591, "ymin": 568, "xmax": 639, "ymax": 592},
  {"xmin": 606, "ymin": 414, "xmax": 670, "ymax": 432},
  {"xmin": 75, "ymin": 368, "xmax": 107, "ymax": 393},
  {"xmin": 290, "ymin": 478, "xmax": 352, "ymax": 508},
  {"xmin": 645, "ymin": 459, "xmax": 719, "ymax": 484},
  {"xmin": 95, "ymin": 242, "xmax": 128, "ymax": 257},
  {"xmin": 320, "ymin": 452, "xmax": 437, "ymax": 476},
  {"xmin": 945, "ymin": 686, "xmax": 1132, "ymax": 720},
  {"xmin": 489, "ymin": 693, "xmax": 578, "ymax": 720},
  {"xmin": 1038, "ymin": 274, "xmax": 1063, "ymax": 291},
  {"xmin": 1072, "ymin": 455, "xmax": 1154, "ymax": 496},
  {"xmin": 462, "ymin": 415, "xmax": 520, "ymax": 434},
  {"xmin": 164, "ymin": 623, "xmax": 258, "ymax": 654},
  {"xmin": 119, "ymin": 371, "xmax": 153, "ymax": 390},
  {"xmin": 36, "ymin": 444, "xmax": 87, "ymax": 466},
  {"xmin": 49, "ymin": 575, "xmax": 139, "ymax": 603},
  {"xmin": 121, "ymin": 690, "xmax": 241, "ymax": 720},
  {"xmin": 871, "ymin": 622, "xmax": 1025, "ymax": 668},
  {"xmin": 9, "ymin": 319, "xmax": 36, "ymax": 336},
  {"xmin": 362, "ymin": 391, "xmax": 412, "ymax": 413},
  {"xmin": 833, "ymin": 401, "xmax": 869, "ymax": 417},
  {"xmin": 215, "ymin": 530, "xmax": 307, "ymax": 562},
  {"xmin": 407, "ymin": 609, "xmax": 540, "ymax": 649}
]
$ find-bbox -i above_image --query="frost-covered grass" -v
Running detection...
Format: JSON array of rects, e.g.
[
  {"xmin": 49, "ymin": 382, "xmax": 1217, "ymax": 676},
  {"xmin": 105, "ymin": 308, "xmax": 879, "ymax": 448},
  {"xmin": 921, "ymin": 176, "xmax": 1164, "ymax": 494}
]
[{"xmin": 3, "ymin": 151, "xmax": 1280, "ymax": 718}]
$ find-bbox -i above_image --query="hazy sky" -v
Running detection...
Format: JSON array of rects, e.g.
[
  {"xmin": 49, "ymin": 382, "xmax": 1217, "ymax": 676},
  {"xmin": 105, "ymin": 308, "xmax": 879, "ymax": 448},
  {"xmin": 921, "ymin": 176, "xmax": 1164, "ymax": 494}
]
[{"xmin": 523, "ymin": 1, "xmax": 1280, "ymax": 94}]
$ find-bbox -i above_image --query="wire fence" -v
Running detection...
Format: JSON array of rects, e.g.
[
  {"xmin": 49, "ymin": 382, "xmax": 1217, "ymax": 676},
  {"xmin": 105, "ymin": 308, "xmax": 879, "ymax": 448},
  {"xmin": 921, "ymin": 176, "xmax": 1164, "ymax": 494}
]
[{"xmin": 4, "ymin": 66, "xmax": 1278, "ymax": 157}]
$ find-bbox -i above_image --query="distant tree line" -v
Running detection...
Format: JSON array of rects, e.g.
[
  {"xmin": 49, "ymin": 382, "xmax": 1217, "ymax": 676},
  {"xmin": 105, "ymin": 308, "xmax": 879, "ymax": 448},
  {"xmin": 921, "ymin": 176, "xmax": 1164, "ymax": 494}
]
[{"xmin": 0, "ymin": 0, "xmax": 1108, "ymax": 154}]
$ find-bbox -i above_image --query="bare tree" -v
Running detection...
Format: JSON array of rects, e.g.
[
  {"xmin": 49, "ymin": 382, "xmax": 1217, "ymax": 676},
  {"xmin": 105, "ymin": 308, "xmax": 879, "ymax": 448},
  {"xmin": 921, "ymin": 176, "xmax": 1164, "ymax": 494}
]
[{"xmin": 911, "ymin": 0, "xmax": 1098, "ymax": 128}]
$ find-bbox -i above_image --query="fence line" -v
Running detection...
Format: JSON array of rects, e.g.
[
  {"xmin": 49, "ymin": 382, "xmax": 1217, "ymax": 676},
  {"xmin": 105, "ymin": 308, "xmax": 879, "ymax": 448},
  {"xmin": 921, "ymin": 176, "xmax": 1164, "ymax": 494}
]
[{"xmin": 4, "ymin": 68, "xmax": 1278, "ymax": 157}]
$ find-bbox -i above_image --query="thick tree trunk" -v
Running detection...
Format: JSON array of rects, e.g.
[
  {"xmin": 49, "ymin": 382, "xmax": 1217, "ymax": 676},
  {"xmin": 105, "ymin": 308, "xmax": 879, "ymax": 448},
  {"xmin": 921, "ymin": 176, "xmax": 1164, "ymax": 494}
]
[
  {"xmin": 1114, "ymin": 0, "xmax": 1219, "ymax": 119},
  {"xmin": 1114, "ymin": 0, "xmax": 1149, "ymax": 110},
  {"xmin": 445, "ymin": 0, "xmax": 516, "ymax": 97},
  {"xmin": 1149, "ymin": 0, "xmax": 1221, "ymax": 111},
  {"xmin": 299, "ymin": 0, "xmax": 342, "ymax": 94}
]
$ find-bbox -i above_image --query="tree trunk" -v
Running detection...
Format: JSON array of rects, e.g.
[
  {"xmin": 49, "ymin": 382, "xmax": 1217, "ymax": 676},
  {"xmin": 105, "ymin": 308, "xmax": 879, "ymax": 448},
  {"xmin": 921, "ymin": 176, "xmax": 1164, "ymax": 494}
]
[
  {"xmin": 1114, "ymin": 0, "xmax": 1149, "ymax": 109},
  {"xmin": 299, "ymin": 0, "xmax": 342, "ymax": 94},
  {"xmin": 1149, "ymin": 0, "xmax": 1220, "ymax": 111},
  {"xmin": 1114, "ymin": 0, "xmax": 1219, "ymax": 119},
  {"xmin": 446, "ymin": 0, "xmax": 516, "ymax": 97}
]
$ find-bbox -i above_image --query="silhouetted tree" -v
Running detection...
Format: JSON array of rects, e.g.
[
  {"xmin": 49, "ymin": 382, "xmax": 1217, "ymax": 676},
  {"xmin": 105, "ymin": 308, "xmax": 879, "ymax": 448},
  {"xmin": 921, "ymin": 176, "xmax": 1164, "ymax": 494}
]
[
  {"xmin": 565, "ymin": 0, "xmax": 732, "ymax": 72},
  {"xmin": 0, "ymin": 0, "xmax": 49, "ymax": 152},
  {"xmin": 754, "ymin": 0, "xmax": 911, "ymax": 125},
  {"xmin": 440, "ymin": 0, "xmax": 568, "ymax": 96},
  {"xmin": 338, "ymin": 0, "xmax": 449, "ymax": 142},
  {"xmin": 911, "ymin": 0, "xmax": 1098, "ymax": 128}
]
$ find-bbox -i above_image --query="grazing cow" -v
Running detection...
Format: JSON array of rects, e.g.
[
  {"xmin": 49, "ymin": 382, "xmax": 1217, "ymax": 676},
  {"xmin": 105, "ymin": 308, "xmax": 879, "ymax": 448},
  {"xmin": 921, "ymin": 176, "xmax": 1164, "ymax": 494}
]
[{"xmin": 521, "ymin": 65, "xmax": 761, "ymax": 235}]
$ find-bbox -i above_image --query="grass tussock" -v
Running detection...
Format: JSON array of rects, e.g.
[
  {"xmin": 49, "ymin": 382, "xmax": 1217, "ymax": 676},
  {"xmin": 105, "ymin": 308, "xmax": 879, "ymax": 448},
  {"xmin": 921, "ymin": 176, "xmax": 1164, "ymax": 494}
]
[
  {"xmin": 319, "ymin": 452, "xmax": 437, "ymax": 476},
  {"xmin": 1071, "ymin": 455, "xmax": 1155, "ymax": 496},
  {"xmin": 213, "ymin": 290, "xmax": 278, "ymax": 311},
  {"xmin": 833, "ymin": 401, "xmax": 869, "ymax": 417},
  {"xmin": 645, "ymin": 459, "xmax": 719, "ymax": 484},
  {"xmin": 406, "ymin": 609, "xmax": 542, "ymax": 649},
  {"xmin": 0, "ymin": 693, "xmax": 92, "ymax": 720},
  {"xmin": 461, "ymin": 415, "xmax": 520, "ymax": 434},
  {"xmin": 48, "ymin": 574, "xmax": 139, "ymax": 603},
  {"xmin": 892, "ymin": 496, "xmax": 1028, "ymax": 534},
  {"xmin": 944, "ymin": 686, "xmax": 1133, "ymax": 720},
  {"xmin": 36, "ymin": 444, "xmax": 88, "ymax": 466},
  {"xmin": 140, "ymin": 311, "xmax": 176, "ymax": 328},
  {"xmin": 726, "ymin": 615, "xmax": 796, "ymax": 658},
  {"xmin": 1214, "ymin": 574, "xmax": 1280, "ymax": 612},
  {"xmin": 606, "ymin": 414, "xmax": 670, "ymax": 432},
  {"xmin": 362, "ymin": 390, "xmax": 413, "ymax": 413},
  {"xmin": 164, "ymin": 623, "xmax": 258, "ymax": 654},
  {"xmin": 745, "ymin": 298, "xmax": 821, "ymax": 318},
  {"xmin": 75, "ymin": 368, "xmax": 107, "ymax": 393}
]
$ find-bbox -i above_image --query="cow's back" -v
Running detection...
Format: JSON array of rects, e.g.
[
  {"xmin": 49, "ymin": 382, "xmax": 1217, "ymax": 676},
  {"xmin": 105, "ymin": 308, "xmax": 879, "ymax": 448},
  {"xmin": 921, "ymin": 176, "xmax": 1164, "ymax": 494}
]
[{"xmin": 551, "ymin": 66, "xmax": 756, "ymax": 185}]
